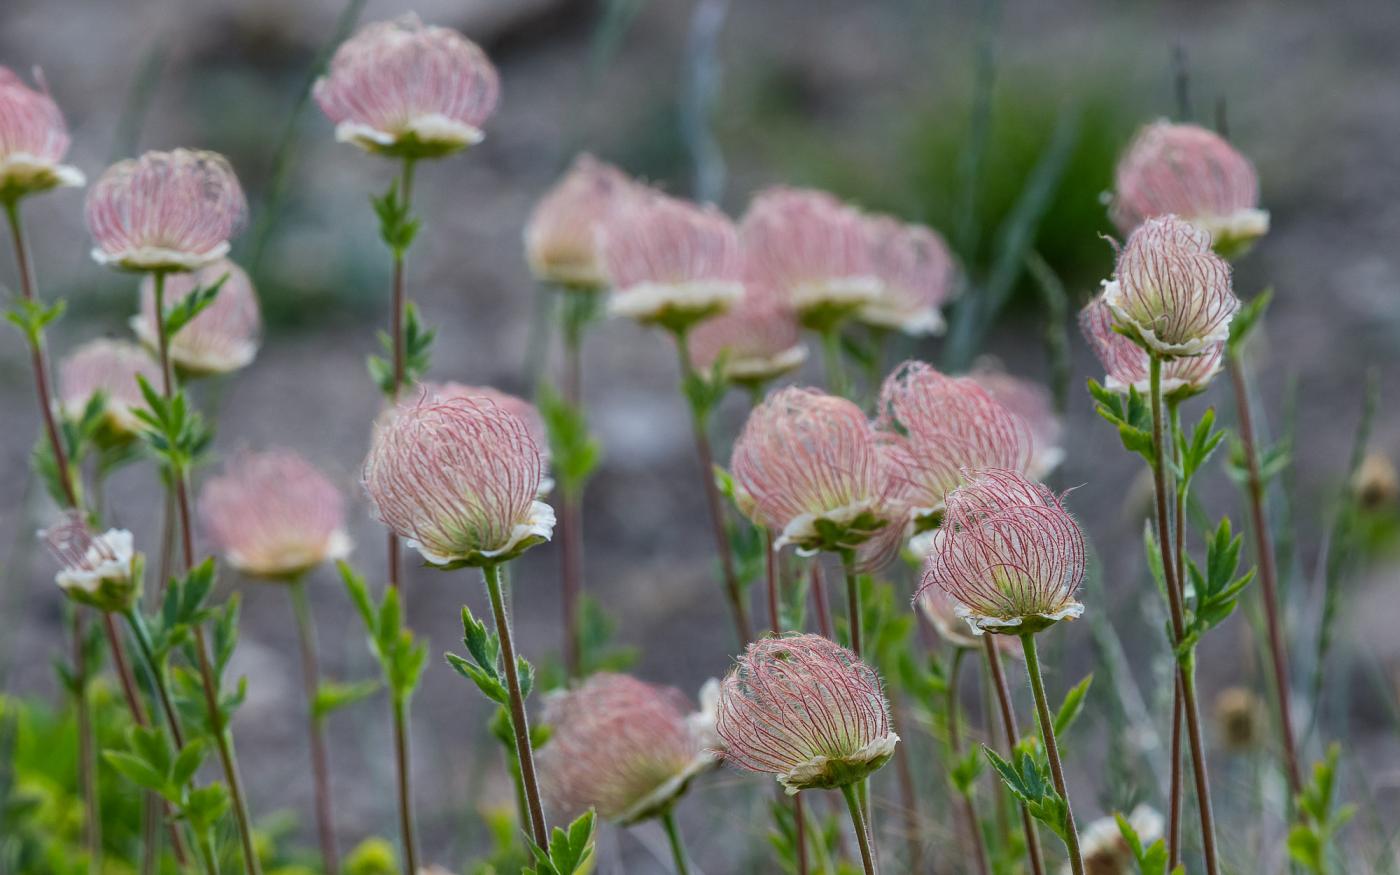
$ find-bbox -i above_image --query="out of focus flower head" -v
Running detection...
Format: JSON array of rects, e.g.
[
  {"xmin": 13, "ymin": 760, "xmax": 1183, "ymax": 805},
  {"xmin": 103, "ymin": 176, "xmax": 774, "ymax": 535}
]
[
  {"xmin": 1079, "ymin": 294, "xmax": 1223, "ymax": 400},
  {"xmin": 740, "ymin": 187, "xmax": 880, "ymax": 332},
  {"xmin": 856, "ymin": 213, "xmax": 956, "ymax": 336},
  {"xmin": 525, "ymin": 155, "xmax": 643, "ymax": 290},
  {"xmin": 918, "ymin": 468, "xmax": 1085, "ymax": 636},
  {"xmin": 1214, "ymin": 686, "xmax": 1267, "ymax": 752},
  {"xmin": 1065, "ymin": 805, "xmax": 1164, "ymax": 875},
  {"xmin": 0, "ymin": 66, "xmax": 84, "ymax": 202},
  {"xmin": 1101, "ymin": 215, "xmax": 1238, "ymax": 358},
  {"xmin": 57, "ymin": 339, "xmax": 160, "ymax": 441},
  {"xmin": 363, "ymin": 395, "xmax": 553, "ymax": 567},
  {"xmin": 968, "ymin": 360, "xmax": 1064, "ymax": 479},
  {"xmin": 716, "ymin": 633, "xmax": 897, "ymax": 794},
  {"xmin": 1112, "ymin": 120, "xmax": 1268, "ymax": 259},
  {"xmin": 599, "ymin": 189, "xmax": 744, "ymax": 333},
  {"xmin": 41, "ymin": 511, "xmax": 141, "ymax": 612},
  {"xmin": 1353, "ymin": 452, "xmax": 1398, "ymax": 512},
  {"xmin": 538, "ymin": 673, "xmax": 719, "ymax": 824},
  {"xmin": 86, "ymin": 149, "xmax": 247, "ymax": 273},
  {"xmin": 133, "ymin": 258, "xmax": 261, "ymax": 376},
  {"xmin": 313, "ymin": 14, "xmax": 500, "ymax": 159},
  {"xmin": 200, "ymin": 449, "xmax": 352, "ymax": 580},
  {"xmin": 688, "ymin": 271, "xmax": 806, "ymax": 390},
  {"xmin": 915, "ymin": 584, "xmax": 1018, "ymax": 658}
]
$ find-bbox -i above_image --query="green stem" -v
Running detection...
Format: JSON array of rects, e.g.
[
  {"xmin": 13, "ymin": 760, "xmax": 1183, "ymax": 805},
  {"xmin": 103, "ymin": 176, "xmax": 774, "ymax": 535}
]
[
  {"xmin": 1019, "ymin": 633, "xmax": 1083, "ymax": 875},
  {"xmin": 391, "ymin": 696, "xmax": 417, "ymax": 874},
  {"xmin": 290, "ymin": 580, "xmax": 338, "ymax": 875},
  {"xmin": 72, "ymin": 610, "xmax": 101, "ymax": 875},
  {"xmin": 660, "ymin": 809, "xmax": 692, "ymax": 875},
  {"xmin": 385, "ymin": 157, "xmax": 416, "ymax": 593},
  {"xmin": 1167, "ymin": 401, "xmax": 1185, "ymax": 868},
  {"xmin": 840, "ymin": 550, "xmax": 862, "ymax": 657},
  {"xmin": 947, "ymin": 650, "xmax": 992, "ymax": 875},
  {"xmin": 195, "ymin": 828, "xmax": 221, "ymax": 875},
  {"xmin": 981, "ymin": 635, "xmax": 1046, "ymax": 875},
  {"xmin": 840, "ymin": 784, "xmax": 878, "ymax": 875},
  {"xmin": 820, "ymin": 329, "xmax": 849, "ymax": 398}
]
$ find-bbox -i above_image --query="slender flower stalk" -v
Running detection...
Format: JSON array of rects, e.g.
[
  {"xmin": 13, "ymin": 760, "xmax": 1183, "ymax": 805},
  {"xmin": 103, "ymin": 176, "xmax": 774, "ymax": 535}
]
[
  {"xmin": 981, "ymin": 635, "xmax": 1046, "ymax": 875},
  {"xmin": 661, "ymin": 810, "xmax": 693, "ymax": 875},
  {"xmin": 762, "ymin": 531, "xmax": 809, "ymax": 875},
  {"xmin": 840, "ymin": 782, "xmax": 878, "ymax": 875},
  {"xmin": 946, "ymin": 649, "xmax": 992, "ymax": 875},
  {"xmin": 1019, "ymin": 633, "xmax": 1084, "ymax": 875},
  {"xmin": 71, "ymin": 610, "xmax": 101, "ymax": 875}
]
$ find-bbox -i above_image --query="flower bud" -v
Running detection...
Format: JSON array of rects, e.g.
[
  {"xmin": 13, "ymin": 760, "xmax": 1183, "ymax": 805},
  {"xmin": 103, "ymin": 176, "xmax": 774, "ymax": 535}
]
[
  {"xmin": 134, "ymin": 258, "xmax": 260, "ymax": 375},
  {"xmin": 0, "ymin": 66, "xmax": 84, "ymax": 202},
  {"xmin": 856, "ymin": 214, "xmax": 955, "ymax": 336},
  {"xmin": 41, "ymin": 512, "xmax": 142, "ymax": 612},
  {"xmin": 57, "ymin": 339, "xmax": 160, "ymax": 441},
  {"xmin": 1079, "ymin": 294, "xmax": 1223, "ymax": 398},
  {"xmin": 524, "ymin": 155, "xmax": 642, "ymax": 290}
]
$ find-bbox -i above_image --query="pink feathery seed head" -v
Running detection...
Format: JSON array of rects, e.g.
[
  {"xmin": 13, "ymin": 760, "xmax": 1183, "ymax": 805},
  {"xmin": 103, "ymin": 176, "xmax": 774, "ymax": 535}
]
[
  {"xmin": 600, "ymin": 190, "xmax": 744, "ymax": 331},
  {"xmin": 40, "ymin": 511, "xmax": 141, "ymax": 612},
  {"xmin": 731, "ymin": 386, "xmax": 904, "ymax": 554},
  {"xmin": 0, "ymin": 66, "xmax": 84, "ymax": 201},
  {"xmin": 1101, "ymin": 214, "xmax": 1239, "ymax": 358},
  {"xmin": 716, "ymin": 633, "xmax": 898, "ymax": 793},
  {"xmin": 525, "ymin": 154, "xmax": 643, "ymax": 290},
  {"xmin": 85, "ymin": 149, "xmax": 247, "ymax": 273},
  {"xmin": 363, "ymin": 395, "xmax": 554, "ymax": 567},
  {"xmin": 917, "ymin": 467, "xmax": 1086, "ymax": 636},
  {"xmin": 313, "ymin": 13, "xmax": 499, "ymax": 159},
  {"xmin": 1112, "ymin": 120, "xmax": 1268, "ymax": 256},
  {"xmin": 688, "ymin": 278, "xmax": 806, "ymax": 388},
  {"xmin": 537, "ymin": 673, "xmax": 719, "ymax": 824},
  {"xmin": 857, "ymin": 214, "xmax": 956, "ymax": 336},
  {"xmin": 1079, "ymin": 294, "xmax": 1222, "ymax": 398},
  {"xmin": 135, "ymin": 258, "xmax": 260, "ymax": 375},
  {"xmin": 415, "ymin": 382, "xmax": 548, "ymax": 458},
  {"xmin": 740, "ymin": 187, "xmax": 880, "ymax": 329},
  {"xmin": 199, "ymin": 450, "xmax": 351, "ymax": 580},
  {"xmin": 876, "ymin": 360, "xmax": 1034, "ymax": 524},
  {"xmin": 57, "ymin": 339, "xmax": 160, "ymax": 439},
  {"xmin": 969, "ymin": 361, "xmax": 1064, "ymax": 479}
]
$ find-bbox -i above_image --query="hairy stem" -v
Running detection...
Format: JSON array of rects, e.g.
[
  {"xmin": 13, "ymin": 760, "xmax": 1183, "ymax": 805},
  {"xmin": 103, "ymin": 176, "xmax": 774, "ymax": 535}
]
[
  {"xmin": 840, "ymin": 784, "xmax": 878, "ymax": 875},
  {"xmin": 810, "ymin": 563, "xmax": 834, "ymax": 640},
  {"xmin": 1020, "ymin": 633, "xmax": 1083, "ymax": 875},
  {"xmin": 840, "ymin": 550, "xmax": 863, "ymax": 657},
  {"xmin": 391, "ymin": 697, "xmax": 417, "ymax": 874},
  {"xmin": 947, "ymin": 649, "xmax": 991, "ymax": 875},
  {"xmin": 290, "ymin": 580, "xmax": 338, "ymax": 875},
  {"xmin": 661, "ymin": 809, "xmax": 693, "ymax": 875},
  {"xmin": 820, "ymin": 329, "xmax": 849, "ymax": 399},
  {"xmin": 982, "ymin": 635, "xmax": 1046, "ymax": 875}
]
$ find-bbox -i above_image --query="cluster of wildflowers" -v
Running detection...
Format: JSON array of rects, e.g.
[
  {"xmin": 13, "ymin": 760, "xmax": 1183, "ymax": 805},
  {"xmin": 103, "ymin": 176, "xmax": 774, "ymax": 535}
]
[{"xmin": 0, "ymin": 66, "xmax": 84, "ymax": 202}]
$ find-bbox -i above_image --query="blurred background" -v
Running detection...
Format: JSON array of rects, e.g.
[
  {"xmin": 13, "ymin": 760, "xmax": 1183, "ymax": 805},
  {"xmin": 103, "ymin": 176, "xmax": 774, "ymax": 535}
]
[{"xmin": 2, "ymin": 0, "xmax": 1398, "ymax": 872}]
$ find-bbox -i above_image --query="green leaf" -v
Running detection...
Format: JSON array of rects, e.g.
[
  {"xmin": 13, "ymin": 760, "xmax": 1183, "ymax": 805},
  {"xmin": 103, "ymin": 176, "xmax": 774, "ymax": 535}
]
[
  {"xmin": 170, "ymin": 738, "xmax": 208, "ymax": 789},
  {"xmin": 162, "ymin": 272, "xmax": 228, "ymax": 336},
  {"xmin": 102, "ymin": 751, "xmax": 168, "ymax": 794},
  {"xmin": 313, "ymin": 679, "xmax": 381, "ymax": 719},
  {"xmin": 1052, "ymin": 674, "xmax": 1093, "ymax": 737},
  {"xmin": 949, "ymin": 747, "xmax": 983, "ymax": 795},
  {"xmin": 1117, "ymin": 811, "xmax": 1170, "ymax": 875},
  {"xmin": 524, "ymin": 809, "xmax": 597, "ymax": 875},
  {"xmin": 537, "ymin": 382, "xmax": 601, "ymax": 493},
  {"xmin": 1227, "ymin": 287, "xmax": 1272, "ymax": 353}
]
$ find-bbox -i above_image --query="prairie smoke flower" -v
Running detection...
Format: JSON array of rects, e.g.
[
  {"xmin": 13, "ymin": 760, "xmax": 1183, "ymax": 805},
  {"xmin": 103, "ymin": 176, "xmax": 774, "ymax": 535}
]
[
  {"xmin": 413, "ymin": 381, "xmax": 552, "ymax": 493},
  {"xmin": 857, "ymin": 214, "xmax": 956, "ymax": 336},
  {"xmin": 0, "ymin": 67, "xmax": 84, "ymax": 202},
  {"xmin": 86, "ymin": 149, "xmax": 247, "ymax": 273},
  {"xmin": 876, "ymin": 361, "xmax": 1033, "ymax": 526},
  {"xmin": 538, "ymin": 673, "xmax": 719, "ymax": 824},
  {"xmin": 688, "ymin": 282, "xmax": 806, "ymax": 388},
  {"xmin": 1101, "ymin": 215, "xmax": 1238, "ymax": 358},
  {"xmin": 524, "ymin": 155, "xmax": 641, "ymax": 290},
  {"xmin": 41, "ymin": 512, "xmax": 141, "ymax": 612},
  {"xmin": 716, "ymin": 634, "xmax": 897, "ymax": 794},
  {"xmin": 199, "ymin": 450, "xmax": 352, "ymax": 580},
  {"xmin": 1079, "ymin": 295, "xmax": 1222, "ymax": 398},
  {"xmin": 918, "ymin": 468, "xmax": 1085, "ymax": 635},
  {"xmin": 1112, "ymin": 120, "xmax": 1268, "ymax": 258},
  {"xmin": 1066, "ymin": 805, "xmax": 1164, "ymax": 875},
  {"xmin": 57, "ymin": 339, "xmax": 160, "ymax": 439},
  {"xmin": 1214, "ymin": 686, "xmax": 1266, "ymax": 752},
  {"xmin": 133, "ymin": 258, "xmax": 260, "ymax": 375},
  {"xmin": 600, "ymin": 191, "xmax": 743, "ymax": 332},
  {"xmin": 363, "ymin": 396, "xmax": 554, "ymax": 567},
  {"xmin": 313, "ymin": 14, "xmax": 500, "ymax": 159},
  {"xmin": 731, "ymin": 387, "xmax": 903, "ymax": 553},
  {"xmin": 969, "ymin": 362, "xmax": 1064, "ymax": 479},
  {"xmin": 741, "ymin": 187, "xmax": 880, "ymax": 330}
]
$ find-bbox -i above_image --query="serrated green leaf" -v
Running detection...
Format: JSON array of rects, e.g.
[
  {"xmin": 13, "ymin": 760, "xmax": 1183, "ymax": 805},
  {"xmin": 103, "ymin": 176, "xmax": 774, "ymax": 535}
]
[{"xmin": 1053, "ymin": 674, "xmax": 1093, "ymax": 737}]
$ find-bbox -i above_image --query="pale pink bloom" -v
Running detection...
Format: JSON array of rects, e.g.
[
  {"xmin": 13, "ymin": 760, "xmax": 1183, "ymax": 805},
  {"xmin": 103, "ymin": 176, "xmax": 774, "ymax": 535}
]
[
  {"xmin": 133, "ymin": 258, "xmax": 260, "ymax": 375},
  {"xmin": 740, "ymin": 187, "xmax": 879, "ymax": 329},
  {"xmin": 918, "ymin": 468, "xmax": 1085, "ymax": 635},
  {"xmin": 313, "ymin": 14, "xmax": 500, "ymax": 158},
  {"xmin": 1112, "ymin": 120, "xmax": 1268, "ymax": 257},
  {"xmin": 877, "ymin": 361, "xmax": 1033, "ymax": 523},
  {"xmin": 731, "ymin": 387, "xmax": 904, "ymax": 553},
  {"xmin": 40, "ymin": 511, "xmax": 140, "ymax": 612},
  {"xmin": 86, "ymin": 149, "xmax": 247, "ymax": 272},
  {"xmin": 1079, "ymin": 295, "xmax": 1222, "ymax": 397},
  {"xmin": 57, "ymin": 339, "xmax": 160, "ymax": 437},
  {"xmin": 537, "ymin": 673, "xmax": 719, "ymax": 824},
  {"xmin": 915, "ymin": 583, "xmax": 1019, "ymax": 657},
  {"xmin": 1101, "ymin": 215, "xmax": 1238, "ymax": 357},
  {"xmin": 413, "ymin": 381, "xmax": 552, "ymax": 493},
  {"xmin": 199, "ymin": 450, "xmax": 351, "ymax": 580},
  {"xmin": 524, "ymin": 154, "xmax": 642, "ymax": 290},
  {"xmin": 0, "ymin": 66, "xmax": 84, "ymax": 200},
  {"xmin": 716, "ymin": 633, "xmax": 898, "ymax": 794},
  {"xmin": 363, "ymin": 396, "xmax": 554, "ymax": 566},
  {"xmin": 688, "ymin": 275, "xmax": 806, "ymax": 387},
  {"xmin": 600, "ymin": 190, "xmax": 744, "ymax": 330},
  {"xmin": 856, "ymin": 214, "xmax": 956, "ymax": 336},
  {"xmin": 969, "ymin": 362, "xmax": 1064, "ymax": 478}
]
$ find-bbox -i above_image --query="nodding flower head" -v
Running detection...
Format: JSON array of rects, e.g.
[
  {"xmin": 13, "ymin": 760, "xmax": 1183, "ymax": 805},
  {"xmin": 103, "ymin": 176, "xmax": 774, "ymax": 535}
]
[
  {"xmin": 313, "ymin": 14, "xmax": 500, "ymax": 159},
  {"xmin": 600, "ymin": 191, "xmax": 744, "ymax": 333},
  {"xmin": 199, "ymin": 450, "xmax": 352, "ymax": 580},
  {"xmin": 0, "ymin": 66, "xmax": 84, "ymax": 202},
  {"xmin": 917, "ymin": 468, "xmax": 1085, "ymax": 636},
  {"xmin": 525, "ymin": 155, "xmax": 642, "ymax": 290},
  {"xmin": 86, "ymin": 149, "xmax": 246, "ymax": 273},
  {"xmin": 538, "ymin": 673, "xmax": 720, "ymax": 824},
  {"xmin": 1101, "ymin": 215, "xmax": 1239, "ymax": 357},
  {"xmin": 731, "ymin": 387, "xmax": 904, "ymax": 554},
  {"xmin": 1112, "ymin": 120, "xmax": 1268, "ymax": 258},
  {"xmin": 969, "ymin": 362, "xmax": 1064, "ymax": 479},
  {"xmin": 413, "ymin": 382, "xmax": 552, "ymax": 494},
  {"xmin": 856, "ymin": 214, "xmax": 956, "ymax": 336},
  {"xmin": 740, "ymin": 187, "xmax": 879, "ymax": 332},
  {"xmin": 716, "ymin": 634, "xmax": 898, "ymax": 794},
  {"xmin": 1079, "ymin": 294, "xmax": 1222, "ymax": 399},
  {"xmin": 41, "ymin": 512, "xmax": 141, "ymax": 612},
  {"xmin": 363, "ymin": 396, "xmax": 554, "ymax": 567},
  {"xmin": 57, "ymin": 339, "xmax": 160, "ymax": 441},
  {"xmin": 688, "ymin": 277, "xmax": 806, "ymax": 389},
  {"xmin": 876, "ymin": 361, "xmax": 1033, "ymax": 526},
  {"xmin": 134, "ymin": 258, "xmax": 261, "ymax": 375}
]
